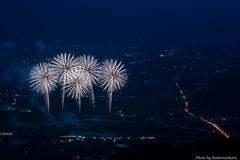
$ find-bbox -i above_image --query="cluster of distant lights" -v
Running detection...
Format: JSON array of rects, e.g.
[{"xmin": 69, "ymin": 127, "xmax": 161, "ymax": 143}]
[
  {"xmin": 129, "ymin": 50, "xmax": 175, "ymax": 65},
  {"xmin": 58, "ymin": 135, "xmax": 155, "ymax": 143},
  {"xmin": 128, "ymin": 51, "xmax": 189, "ymax": 71},
  {"xmin": 0, "ymin": 132, "xmax": 13, "ymax": 135}
]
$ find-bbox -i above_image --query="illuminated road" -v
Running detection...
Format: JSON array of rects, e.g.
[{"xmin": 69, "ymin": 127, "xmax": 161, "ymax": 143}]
[{"xmin": 175, "ymin": 81, "xmax": 230, "ymax": 138}]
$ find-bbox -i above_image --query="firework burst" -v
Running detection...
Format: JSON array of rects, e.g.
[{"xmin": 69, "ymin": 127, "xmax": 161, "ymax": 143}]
[
  {"xmin": 78, "ymin": 55, "xmax": 100, "ymax": 112},
  {"xmin": 65, "ymin": 67, "xmax": 90, "ymax": 113},
  {"xmin": 51, "ymin": 53, "xmax": 78, "ymax": 112},
  {"xmin": 29, "ymin": 62, "xmax": 57, "ymax": 116},
  {"xmin": 99, "ymin": 59, "xmax": 128, "ymax": 114}
]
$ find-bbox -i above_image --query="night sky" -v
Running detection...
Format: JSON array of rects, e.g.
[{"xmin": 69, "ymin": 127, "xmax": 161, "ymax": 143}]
[{"xmin": 1, "ymin": 0, "xmax": 240, "ymax": 42}]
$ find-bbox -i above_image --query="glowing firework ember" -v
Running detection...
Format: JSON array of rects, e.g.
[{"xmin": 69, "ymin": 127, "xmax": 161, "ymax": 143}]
[
  {"xmin": 51, "ymin": 53, "xmax": 78, "ymax": 112},
  {"xmin": 99, "ymin": 59, "xmax": 128, "ymax": 114},
  {"xmin": 29, "ymin": 62, "xmax": 57, "ymax": 116},
  {"xmin": 78, "ymin": 55, "xmax": 100, "ymax": 112},
  {"xmin": 65, "ymin": 67, "xmax": 90, "ymax": 113}
]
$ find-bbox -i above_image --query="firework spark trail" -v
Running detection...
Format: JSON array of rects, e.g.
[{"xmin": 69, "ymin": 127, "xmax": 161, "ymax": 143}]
[
  {"xmin": 108, "ymin": 87, "xmax": 113, "ymax": 113},
  {"xmin": 90, "ymin": 83, "xmax": 96, "ymax": 112},
  {"xmin": 29, "ymin": 62, "xmax": 57, "ymax": 116},
  {"xmin": 99, "ymin": 59, "xmax": 128, "ymax": 115},
  {"xmin": 51, "ymin": 53, "xmax": 78, "ymax": 112},
  {"xmin": 65, "ymin": 67, "xmax": 89, "ymax": 113},
  {"xmin": 61, "ymin": 80, "xmax": 65, "ymax": 113},
  {"xmin": 175, "ymin": 81, "xmax": 230, "ymax": 138},
  {"xmin": 44, "ymin": 87, "xmax": 50, "ymax": 115},
  {"xmin": 78, "ymin": 55, "xmax": 100, "ymax": 112}
]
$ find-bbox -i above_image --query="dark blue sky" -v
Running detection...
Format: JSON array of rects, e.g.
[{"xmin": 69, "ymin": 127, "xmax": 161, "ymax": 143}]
[{"xmin": 0, "ymin": 0, "xmax": 240, "ymax": 42}]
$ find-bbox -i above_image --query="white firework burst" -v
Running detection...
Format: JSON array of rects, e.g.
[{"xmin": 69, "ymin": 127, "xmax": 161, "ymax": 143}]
[
  {"xmin": 51, "ymin": 53, "xmax": 78, "ymax": 112},
  {"xmin": 29, "ymin": 62, "xmax": 57, "ymax": 116},
  {"xmin": 99, "ymin": 59, "xmax": 128, "ymax": 114},
  {"xmin": 78, "ymin": 55, "xmax": 100, "ymax": 112},
  {"xmin": 65, "ymin": 67, "xmax": 90, "ymax": 113}
]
